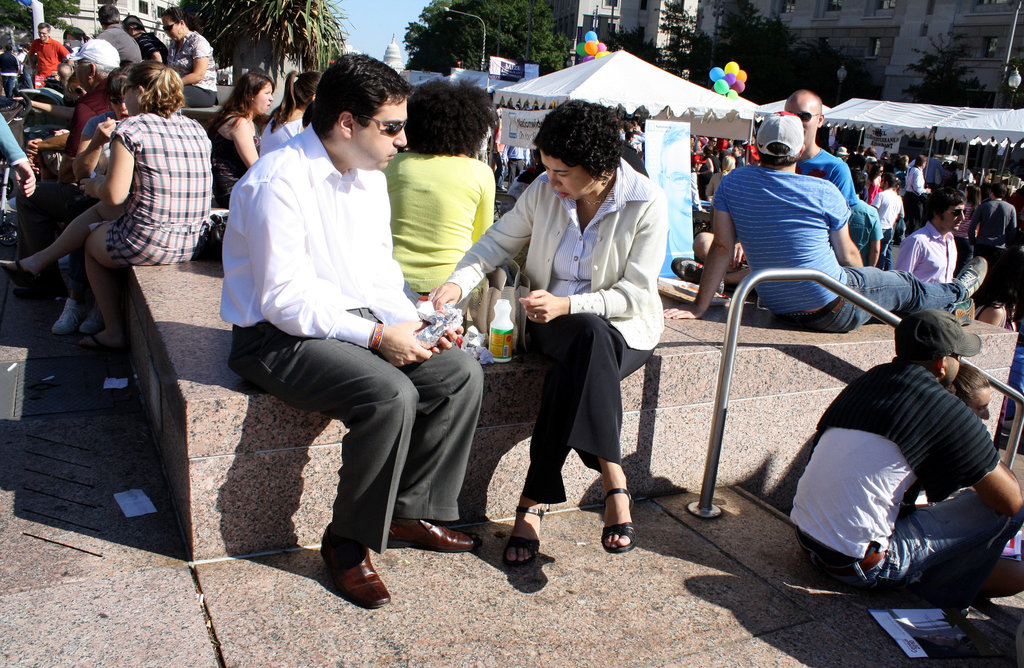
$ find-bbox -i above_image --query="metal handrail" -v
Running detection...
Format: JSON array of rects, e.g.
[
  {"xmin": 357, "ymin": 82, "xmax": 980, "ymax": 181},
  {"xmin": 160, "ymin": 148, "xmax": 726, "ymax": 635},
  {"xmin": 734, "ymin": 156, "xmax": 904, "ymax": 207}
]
[{"xmin": 687, "ymin": 267, "xmax": 1024, "ymax": 519}]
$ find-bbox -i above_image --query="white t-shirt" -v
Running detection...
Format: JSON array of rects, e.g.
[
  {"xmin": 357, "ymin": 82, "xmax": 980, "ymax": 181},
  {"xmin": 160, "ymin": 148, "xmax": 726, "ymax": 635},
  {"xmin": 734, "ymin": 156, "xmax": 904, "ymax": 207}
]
[
  {"xmin": 873, "ymin": 188, "xmax": 904, "ymax": 230},
  {"xmin": 791, "ymin": 427, "xmax": 917, "ymax": 557},
  {"xmin": 260, "ymin": 118, "xmax": 303, "ymax": 156}
]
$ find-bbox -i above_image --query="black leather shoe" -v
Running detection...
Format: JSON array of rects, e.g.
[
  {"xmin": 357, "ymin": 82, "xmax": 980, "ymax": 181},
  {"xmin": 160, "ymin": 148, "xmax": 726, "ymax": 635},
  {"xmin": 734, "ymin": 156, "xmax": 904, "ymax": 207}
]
[
  {"xmin": 388, "ymin": 519, "xmax": 480, "ymax": 552},
  {"xmin": 320, "ymin": 529, "xmax": 390, "ymax": 609},
  {"xmin": 12, "ymin": 284, "xmax": 66, "ymax": 300}
]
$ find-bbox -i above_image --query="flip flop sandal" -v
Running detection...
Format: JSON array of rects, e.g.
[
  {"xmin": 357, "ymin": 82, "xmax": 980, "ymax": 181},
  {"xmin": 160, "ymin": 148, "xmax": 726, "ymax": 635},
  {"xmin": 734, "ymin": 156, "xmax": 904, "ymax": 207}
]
[
  {"xmin": 1, "ymin": 259, "xmax": 38, "ymax": 288},
  {"xmin": 502, "ymin": 505, "xmax": 545, "ymax": 567}
]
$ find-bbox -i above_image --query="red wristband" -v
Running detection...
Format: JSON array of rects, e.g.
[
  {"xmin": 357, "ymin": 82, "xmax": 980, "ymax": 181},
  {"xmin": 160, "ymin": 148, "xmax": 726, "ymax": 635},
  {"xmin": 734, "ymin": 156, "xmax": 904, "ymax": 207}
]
[{"xmin": 369, "ymin": 322, "xmax": 384, "ymax": 351}]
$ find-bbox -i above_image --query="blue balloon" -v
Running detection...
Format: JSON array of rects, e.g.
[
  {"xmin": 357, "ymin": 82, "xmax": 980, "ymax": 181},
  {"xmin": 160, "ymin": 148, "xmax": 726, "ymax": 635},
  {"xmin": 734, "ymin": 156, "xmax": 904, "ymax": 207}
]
[
  {"xmin": 14, "ymin": 0, "xmax": 31, "ymax": 6},
  {"xmin": 709, "ymin": 67, "xmax": 725, "ymax": 81},
  {"xmin": 584, "ymin": 31, "xmax": 598, "ymax": 44}
]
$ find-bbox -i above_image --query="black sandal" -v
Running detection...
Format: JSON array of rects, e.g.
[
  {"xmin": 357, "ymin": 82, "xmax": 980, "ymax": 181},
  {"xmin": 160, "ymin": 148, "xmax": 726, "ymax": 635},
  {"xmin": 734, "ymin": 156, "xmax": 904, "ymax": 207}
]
[
  {"xmin": 502, "ymin": 505, "xmax": 545, "ymax": 566},
  {"xmin": 0, "ymin": 259, "xmax": 38, "ymax": 288},
  {"xmin": 602, "ymin": 488, "xmax": 636, "ymax": 554}
]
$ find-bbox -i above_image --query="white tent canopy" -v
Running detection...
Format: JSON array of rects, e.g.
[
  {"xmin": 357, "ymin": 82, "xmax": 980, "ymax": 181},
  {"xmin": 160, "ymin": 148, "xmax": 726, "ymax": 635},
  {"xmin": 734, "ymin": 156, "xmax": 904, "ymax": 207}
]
[
  {"xmin": 754, "ymin": 99, "xmax": 831, "ymax": 116},
  {"xmin": 822, "ymin": 98, "xmax": 1010, "ymax": 140},
  {"xmin": 494, "ymin": 51, "xmax": 757, "ymax": 140},
  {"xmin": 933, "ymin": 108, "xmax": 1024, "ymax": 146}
]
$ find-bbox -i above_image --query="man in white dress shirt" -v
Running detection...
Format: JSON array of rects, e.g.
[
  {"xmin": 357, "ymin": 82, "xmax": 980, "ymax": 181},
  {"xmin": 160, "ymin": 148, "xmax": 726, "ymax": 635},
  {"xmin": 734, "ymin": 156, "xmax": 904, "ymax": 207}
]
[{"xmin": 220, "ymin": 55, "xmax": 484, "ymax": 610}]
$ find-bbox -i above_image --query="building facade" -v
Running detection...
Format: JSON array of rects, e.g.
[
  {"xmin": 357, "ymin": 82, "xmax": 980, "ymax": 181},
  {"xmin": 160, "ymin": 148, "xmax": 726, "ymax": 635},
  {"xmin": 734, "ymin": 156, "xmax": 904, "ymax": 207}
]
[
  {"xmin": 547, "ymin": 0, "xmax": 698, "ymax": 48},
  {"xmin": 696, "ymin": 0, "xmax": 1022, "ymax": 102},
  {"xmin": 61, "ymin": 0, "xmax": 163, "ymax": 38}
]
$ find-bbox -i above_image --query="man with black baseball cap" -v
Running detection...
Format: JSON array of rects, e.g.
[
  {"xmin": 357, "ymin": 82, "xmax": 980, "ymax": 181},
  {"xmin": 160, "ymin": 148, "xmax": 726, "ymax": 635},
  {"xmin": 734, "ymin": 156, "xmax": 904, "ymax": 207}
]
[
  {"xmin": 790, "ymin": 309, "xmax": 1024, "ymax": 610},
  {"xmin": 667, "ymin": 113, "xmax": 988, "ymax": 332}
]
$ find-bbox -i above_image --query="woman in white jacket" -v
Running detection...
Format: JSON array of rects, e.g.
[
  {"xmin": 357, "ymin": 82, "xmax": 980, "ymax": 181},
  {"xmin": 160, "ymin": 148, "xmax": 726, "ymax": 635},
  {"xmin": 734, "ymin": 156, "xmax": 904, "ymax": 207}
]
[{"xmin": 432, "ymin": 100, "xmax": 668, "ymax": 566}]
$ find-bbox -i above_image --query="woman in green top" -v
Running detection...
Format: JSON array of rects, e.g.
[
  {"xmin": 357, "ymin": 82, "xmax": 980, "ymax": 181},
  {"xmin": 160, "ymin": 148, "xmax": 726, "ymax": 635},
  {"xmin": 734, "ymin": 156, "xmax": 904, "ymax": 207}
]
[{"xmin": 386, "ymin": 80, "xmax": 497, "ymax": 293}]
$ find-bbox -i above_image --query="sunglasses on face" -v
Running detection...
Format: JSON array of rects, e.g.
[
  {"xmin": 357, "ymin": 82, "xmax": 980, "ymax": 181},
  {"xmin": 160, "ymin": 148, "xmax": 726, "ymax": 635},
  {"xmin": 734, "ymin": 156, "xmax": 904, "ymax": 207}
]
[
  {"xmin": 357, "ymin": 115, "xmax": 406, "ymax": 137},
  {"xmin": 162, "ymin": 23, "xmax": 177, "ymax": 33},
  {"xmin": 950, "ymin": 208, "xmax": 966, "ymax": 218},
  {"xmin": 793, "ymin": 111, "xmax": 818, "ymax": 123}
]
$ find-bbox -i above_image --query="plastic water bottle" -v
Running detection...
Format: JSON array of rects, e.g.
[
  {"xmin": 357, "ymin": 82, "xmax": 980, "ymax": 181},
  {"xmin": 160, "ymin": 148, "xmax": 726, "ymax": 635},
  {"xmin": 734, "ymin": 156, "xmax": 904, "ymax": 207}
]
[{"xmin": 489, "ymin": 299, "xmax": 514, "ymax": 363}]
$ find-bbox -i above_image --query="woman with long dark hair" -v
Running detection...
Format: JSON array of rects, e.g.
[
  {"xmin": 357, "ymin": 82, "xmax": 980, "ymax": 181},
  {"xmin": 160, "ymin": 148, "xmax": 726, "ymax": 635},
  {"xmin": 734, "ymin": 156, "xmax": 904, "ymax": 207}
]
[
  {"xmin": 208, "ymin": 71, "xmax": 274, "ymax": 207},
  {"xmin": 973, "ymin": 244, "xmax": 1024, "ymax": 330},
  {"xmin": 432, "ymin": 100, "xmax": 668, "ymax": 565},
  {"xmin": 260, "ymin": 70, "xmax": 321, "ymax": 155}
]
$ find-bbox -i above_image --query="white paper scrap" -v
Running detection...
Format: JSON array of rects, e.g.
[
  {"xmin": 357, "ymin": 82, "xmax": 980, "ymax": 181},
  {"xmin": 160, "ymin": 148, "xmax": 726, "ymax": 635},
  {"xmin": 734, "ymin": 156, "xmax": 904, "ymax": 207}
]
[
  {"xmin": 103, "ymin": 377, "xmax": 129, "ymax": 389},
  {"xmin": 114, "ymin": 489, "xmax": 157, "ymax": 517},
  {"xmin": 6, "ymin": 363, "xmax": 16, "ymax": 372},
  {"xmin": 42, "ymin": 375, "xmax": 54, "ymax": 381}
]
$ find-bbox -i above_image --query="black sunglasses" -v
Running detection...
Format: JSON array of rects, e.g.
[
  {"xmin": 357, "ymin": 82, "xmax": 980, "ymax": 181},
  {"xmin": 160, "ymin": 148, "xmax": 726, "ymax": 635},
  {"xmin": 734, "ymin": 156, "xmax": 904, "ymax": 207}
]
[
  {"xmin": 162, "ymin": 23, "xmax": 177, "ymax": 33},
  {"xmin": 793, "ymin": 111, "xmax": 818, "ymax": 123},
  {"xmin": 357, "ymin": 115, "xmax": 406, "ymax": 137}
]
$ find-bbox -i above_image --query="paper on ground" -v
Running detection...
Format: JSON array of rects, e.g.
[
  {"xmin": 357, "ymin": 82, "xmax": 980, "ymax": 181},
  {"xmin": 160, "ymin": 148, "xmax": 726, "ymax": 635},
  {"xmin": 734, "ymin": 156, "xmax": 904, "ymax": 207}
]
[
  {"xmin": 103, "ymin": 377, "xmax": 128, "ymax": 389},
  {"xmin": 114, "ymin": 489, "xmax": 157, "ymax": 517}
]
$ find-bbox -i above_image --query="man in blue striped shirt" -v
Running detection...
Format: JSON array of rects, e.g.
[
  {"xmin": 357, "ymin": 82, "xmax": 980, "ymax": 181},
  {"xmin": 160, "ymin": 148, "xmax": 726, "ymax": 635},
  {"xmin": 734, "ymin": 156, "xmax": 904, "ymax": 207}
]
[{"xmin": 665, "ymin": 113, "xmax": 985, "ymax": 332}]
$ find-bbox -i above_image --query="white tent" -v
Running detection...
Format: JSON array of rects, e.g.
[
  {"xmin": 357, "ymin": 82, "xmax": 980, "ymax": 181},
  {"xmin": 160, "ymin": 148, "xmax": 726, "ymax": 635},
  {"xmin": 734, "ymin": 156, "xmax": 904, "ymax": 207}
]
[
  {"xmin": 822, "ymin": 98, "xmax": 1009, "ymax": 139},
  {"xmin": 933, "ymin": 108, "xmax": 1024, "ymax": 146},
  {"xmin": 494, "ymin": 51, "xmax": 757, "ymax": 140},
  {"xmin": 754, "ymin": 100, "xmax": 831, "ymax": 116}
]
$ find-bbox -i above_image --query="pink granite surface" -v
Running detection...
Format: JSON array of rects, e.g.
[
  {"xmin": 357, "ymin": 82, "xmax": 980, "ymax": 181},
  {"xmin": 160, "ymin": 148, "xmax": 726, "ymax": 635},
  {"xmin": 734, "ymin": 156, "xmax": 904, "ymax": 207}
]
[
  {"xmin": 128, "ymin": 262, "xmax": 1022, "ymax": 559},
  {"xmin": 0, "ymin": 567, "xmax": 216, "ymax": 666},
  {"xmin": 196, "ymin": 502, "xmax": 814, "ymax": 666}
]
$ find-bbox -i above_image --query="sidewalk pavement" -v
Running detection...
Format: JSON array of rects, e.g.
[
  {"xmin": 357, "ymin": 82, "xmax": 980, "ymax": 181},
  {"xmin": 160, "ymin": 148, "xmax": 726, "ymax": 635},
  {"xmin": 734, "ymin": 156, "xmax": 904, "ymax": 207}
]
[{"xmin": 3, "ymin": 246, "xmax": 1024, "ymax": 667}]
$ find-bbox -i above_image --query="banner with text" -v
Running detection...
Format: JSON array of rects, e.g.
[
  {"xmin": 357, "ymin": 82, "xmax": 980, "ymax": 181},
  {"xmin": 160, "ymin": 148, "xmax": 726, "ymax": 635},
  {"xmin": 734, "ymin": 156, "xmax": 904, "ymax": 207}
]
[
  {"xmin": 863, "ymin": 126, "xmax": 902, "ymax": 155},
  {"xmin": 489, "ymin": 56, "xmax": 540, "ymax": 83},
  {"xmin": 503, "ymin": 109, "xmax": 549, "ymax": 149}
]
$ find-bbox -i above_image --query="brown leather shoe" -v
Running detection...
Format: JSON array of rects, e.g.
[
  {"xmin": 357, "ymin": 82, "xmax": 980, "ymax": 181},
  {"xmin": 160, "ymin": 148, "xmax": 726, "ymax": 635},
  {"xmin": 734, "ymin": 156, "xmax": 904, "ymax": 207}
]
[
  {"xmin": 320, "ymin": 529, "xmax": 390, "ymax": 609},
  {"xmin": 387, "ymin": 519, "xmax": 481, "ymax": 552}
]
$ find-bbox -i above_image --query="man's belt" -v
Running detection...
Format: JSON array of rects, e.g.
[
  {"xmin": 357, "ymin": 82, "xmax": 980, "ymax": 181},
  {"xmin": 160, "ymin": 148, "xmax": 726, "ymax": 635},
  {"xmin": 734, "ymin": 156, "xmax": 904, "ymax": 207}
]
[
  {"xmin": 797, "ymin": 530, "xmax": 885, "ymax": 577},
  {"xmin": 779, "ymin": 295, "xmax": 844, "ymax": 323}
]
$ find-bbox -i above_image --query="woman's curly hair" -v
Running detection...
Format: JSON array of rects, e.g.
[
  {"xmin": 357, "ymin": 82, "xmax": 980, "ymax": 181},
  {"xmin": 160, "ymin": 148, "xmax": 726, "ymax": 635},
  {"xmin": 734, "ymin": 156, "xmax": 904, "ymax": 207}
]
[
  {"xmin": 405, "ymin": 80, "xmax": 497, "ymax": 156},
  {"xmin": 126, "ymin": 62, "xmax": 185, "ymax": 118},
  {"xmin": 533, "ymin": 100, "xmax": 621, "ymax": 179}
]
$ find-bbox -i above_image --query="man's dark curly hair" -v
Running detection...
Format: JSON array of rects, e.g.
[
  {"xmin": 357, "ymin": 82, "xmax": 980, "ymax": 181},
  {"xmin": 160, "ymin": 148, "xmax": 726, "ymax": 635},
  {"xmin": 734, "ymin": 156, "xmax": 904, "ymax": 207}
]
[
  {"xmin": 405, "ymin": 80, "xmax": 496, "ymax": 156},
  {"xmin": 533, "ymin": 100, "xmax": 621, "ymax": 179},
  {"xmin": 310, "ymin": 55, "xmax": 412, "ymax": 139}
]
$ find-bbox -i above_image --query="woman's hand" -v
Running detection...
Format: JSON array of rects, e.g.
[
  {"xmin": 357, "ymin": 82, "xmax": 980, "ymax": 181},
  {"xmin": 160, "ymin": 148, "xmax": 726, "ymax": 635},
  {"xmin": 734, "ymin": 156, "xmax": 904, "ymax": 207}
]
[
  {"xmin": 664, "ymin": 305, "xmax": 701, "ymax": 320},
  {"xmin": 429, "ymin": 282, "xmax": 462, "ymax": 310},
  {"xmin": 93, "ymin": 118, "xmax": 116, "ymax": 146},
  {"xmin": 519, "ymin": 290, "xmax": 569, "ymax": 323}
]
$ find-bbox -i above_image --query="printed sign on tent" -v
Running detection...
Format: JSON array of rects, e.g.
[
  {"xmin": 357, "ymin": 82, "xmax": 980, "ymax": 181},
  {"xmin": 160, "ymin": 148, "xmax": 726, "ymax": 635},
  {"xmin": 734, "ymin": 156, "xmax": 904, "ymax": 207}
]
[
  {"xmin": 645, "ymin": 120, "xmax": 694, "ymax": 275},
  {"xmin": 503, "ymin": 109, "xmax": 549, "ymax": 149}
]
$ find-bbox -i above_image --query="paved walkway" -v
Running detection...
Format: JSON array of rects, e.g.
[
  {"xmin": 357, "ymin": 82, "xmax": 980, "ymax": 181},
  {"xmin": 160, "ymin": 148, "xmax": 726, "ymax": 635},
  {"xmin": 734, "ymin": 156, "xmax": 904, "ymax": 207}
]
[{"xmin": 3, "ymin": 246, "xmax": 1024, "ymax": 666}]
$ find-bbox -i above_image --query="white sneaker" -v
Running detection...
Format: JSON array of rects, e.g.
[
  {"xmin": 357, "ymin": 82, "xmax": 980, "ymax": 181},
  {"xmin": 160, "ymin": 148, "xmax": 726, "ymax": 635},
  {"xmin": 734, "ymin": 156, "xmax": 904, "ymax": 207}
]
[
  {"xmin": 77, "ymin": 306, "xmax": 104, "ymax": 335},
  {"xmin": 51, "ymin": 298, "xmax": 88, "ymax": 335}
]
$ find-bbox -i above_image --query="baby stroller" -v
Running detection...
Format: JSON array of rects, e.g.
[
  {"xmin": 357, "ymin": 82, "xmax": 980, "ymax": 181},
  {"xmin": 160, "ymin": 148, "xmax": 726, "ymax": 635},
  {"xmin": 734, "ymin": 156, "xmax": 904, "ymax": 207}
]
[{"xmin": 0, "ymin": 97, "xmax": 27, "ymax": 246}]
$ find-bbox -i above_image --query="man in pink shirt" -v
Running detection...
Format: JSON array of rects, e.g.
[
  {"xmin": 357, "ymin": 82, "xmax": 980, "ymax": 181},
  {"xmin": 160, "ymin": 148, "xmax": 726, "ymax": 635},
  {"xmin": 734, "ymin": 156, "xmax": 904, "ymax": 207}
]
[{"xmin": 894, "ymin": 188, "xmax": 961, "ymax": 284}]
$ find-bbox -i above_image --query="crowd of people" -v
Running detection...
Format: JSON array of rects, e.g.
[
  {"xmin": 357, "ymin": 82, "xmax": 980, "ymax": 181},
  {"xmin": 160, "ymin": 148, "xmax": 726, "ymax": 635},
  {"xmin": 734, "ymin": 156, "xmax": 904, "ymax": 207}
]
[{"xmin": 1, "ymin": 36, "xmax": 1022, "ymax": 619}]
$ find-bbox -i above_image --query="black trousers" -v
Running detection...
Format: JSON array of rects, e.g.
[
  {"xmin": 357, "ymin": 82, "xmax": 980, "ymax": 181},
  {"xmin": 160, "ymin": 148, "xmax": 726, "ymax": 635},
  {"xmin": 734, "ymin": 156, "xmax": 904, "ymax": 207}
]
[{"xmin": 522, "ymin": 313, "xmax": 653, "ymax": 504}]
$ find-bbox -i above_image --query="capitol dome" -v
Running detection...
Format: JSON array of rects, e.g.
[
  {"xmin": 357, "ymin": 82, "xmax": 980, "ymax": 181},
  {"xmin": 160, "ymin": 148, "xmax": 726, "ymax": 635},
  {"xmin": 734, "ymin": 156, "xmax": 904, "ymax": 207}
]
[{"xmin": 383, "ymin": 36, "xmax": 403, "ymax": 72}]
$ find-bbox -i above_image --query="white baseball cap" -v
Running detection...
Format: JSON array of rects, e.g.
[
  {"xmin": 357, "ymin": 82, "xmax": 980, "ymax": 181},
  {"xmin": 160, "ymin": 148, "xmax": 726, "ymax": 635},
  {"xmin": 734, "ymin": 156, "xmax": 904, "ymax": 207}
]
[
  {"xmin": 69, "ymin": 39, "xmax": 120, "ymax": 70},
  {"xmin": 756, "ymin": 113, "xmax": 804, "ymax": 159}
]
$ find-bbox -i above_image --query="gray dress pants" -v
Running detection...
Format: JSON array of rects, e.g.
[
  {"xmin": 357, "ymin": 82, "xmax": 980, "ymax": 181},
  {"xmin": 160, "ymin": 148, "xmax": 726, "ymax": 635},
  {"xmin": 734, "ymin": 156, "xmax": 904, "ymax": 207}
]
[{"xmin": 228, "ymin": 320, "xmax": 484, "ymax": 553}]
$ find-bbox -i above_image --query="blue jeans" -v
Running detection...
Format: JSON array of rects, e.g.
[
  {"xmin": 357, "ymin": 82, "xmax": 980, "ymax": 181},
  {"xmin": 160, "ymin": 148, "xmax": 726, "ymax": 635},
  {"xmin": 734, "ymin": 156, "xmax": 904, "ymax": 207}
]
[
  {"xmin": 795, "ymin": 267, "xmax": 965, "ymax": 333},
  {"xmin": 814, "ymin": 491, "xmax": 1024, "ymax": 609},
  {"xmin": 878, "ymin": 228, "xmax": 894, "ymax": 271}
]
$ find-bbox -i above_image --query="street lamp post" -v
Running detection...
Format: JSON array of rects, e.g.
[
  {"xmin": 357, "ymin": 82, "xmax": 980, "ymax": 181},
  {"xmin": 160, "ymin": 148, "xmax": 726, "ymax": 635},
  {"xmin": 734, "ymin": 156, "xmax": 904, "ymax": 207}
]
[
  {"xmin": 1009, "ymin": 67, "xmax": 1022, "ymax": 106},
  {"xmin": 836, "ymin": 64, "xmax": 847, "ymax": 106},
  {"xmin": 709, "ymin": 0, "xmax": 725, "ymax": 70},
  {"xmin": 444, "ymin": 7, "xmax": 487, "ymax": 72}
]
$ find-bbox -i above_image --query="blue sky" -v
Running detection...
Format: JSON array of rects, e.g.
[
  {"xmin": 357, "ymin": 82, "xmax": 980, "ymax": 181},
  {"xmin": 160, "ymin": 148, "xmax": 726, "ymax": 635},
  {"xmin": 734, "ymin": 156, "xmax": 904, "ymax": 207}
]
[{"xmin": 340, "ymin": 0, "xmax": 428, "ymax": 64}]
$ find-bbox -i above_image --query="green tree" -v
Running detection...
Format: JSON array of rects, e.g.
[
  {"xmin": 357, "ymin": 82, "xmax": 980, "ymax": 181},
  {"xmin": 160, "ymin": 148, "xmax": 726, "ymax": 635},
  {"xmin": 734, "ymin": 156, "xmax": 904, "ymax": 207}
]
[
  {"xmin": 659, "ymin": 3, "xmax": 874, "ymax": 104},
  {"xmin": 191, "ymin": 0, "xmax": 346, "ymax": 72},
  {"xmin": 904, "ymin": 34, "xmax": 983, "ymax": 106},
  {"xmin": 0, "ymin": 0, "xmax": 80, "ymax": 32},
  {"xmin": 606, "ymin": 26, "xmax": 660, "ymax": 66},
  {"xmin": 405, "ymin": 0, "xmax": 569, "ymax": 74},
  {"xmin": 658, "ymin": 0, "xmax": 710, "ymax": 80}
]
